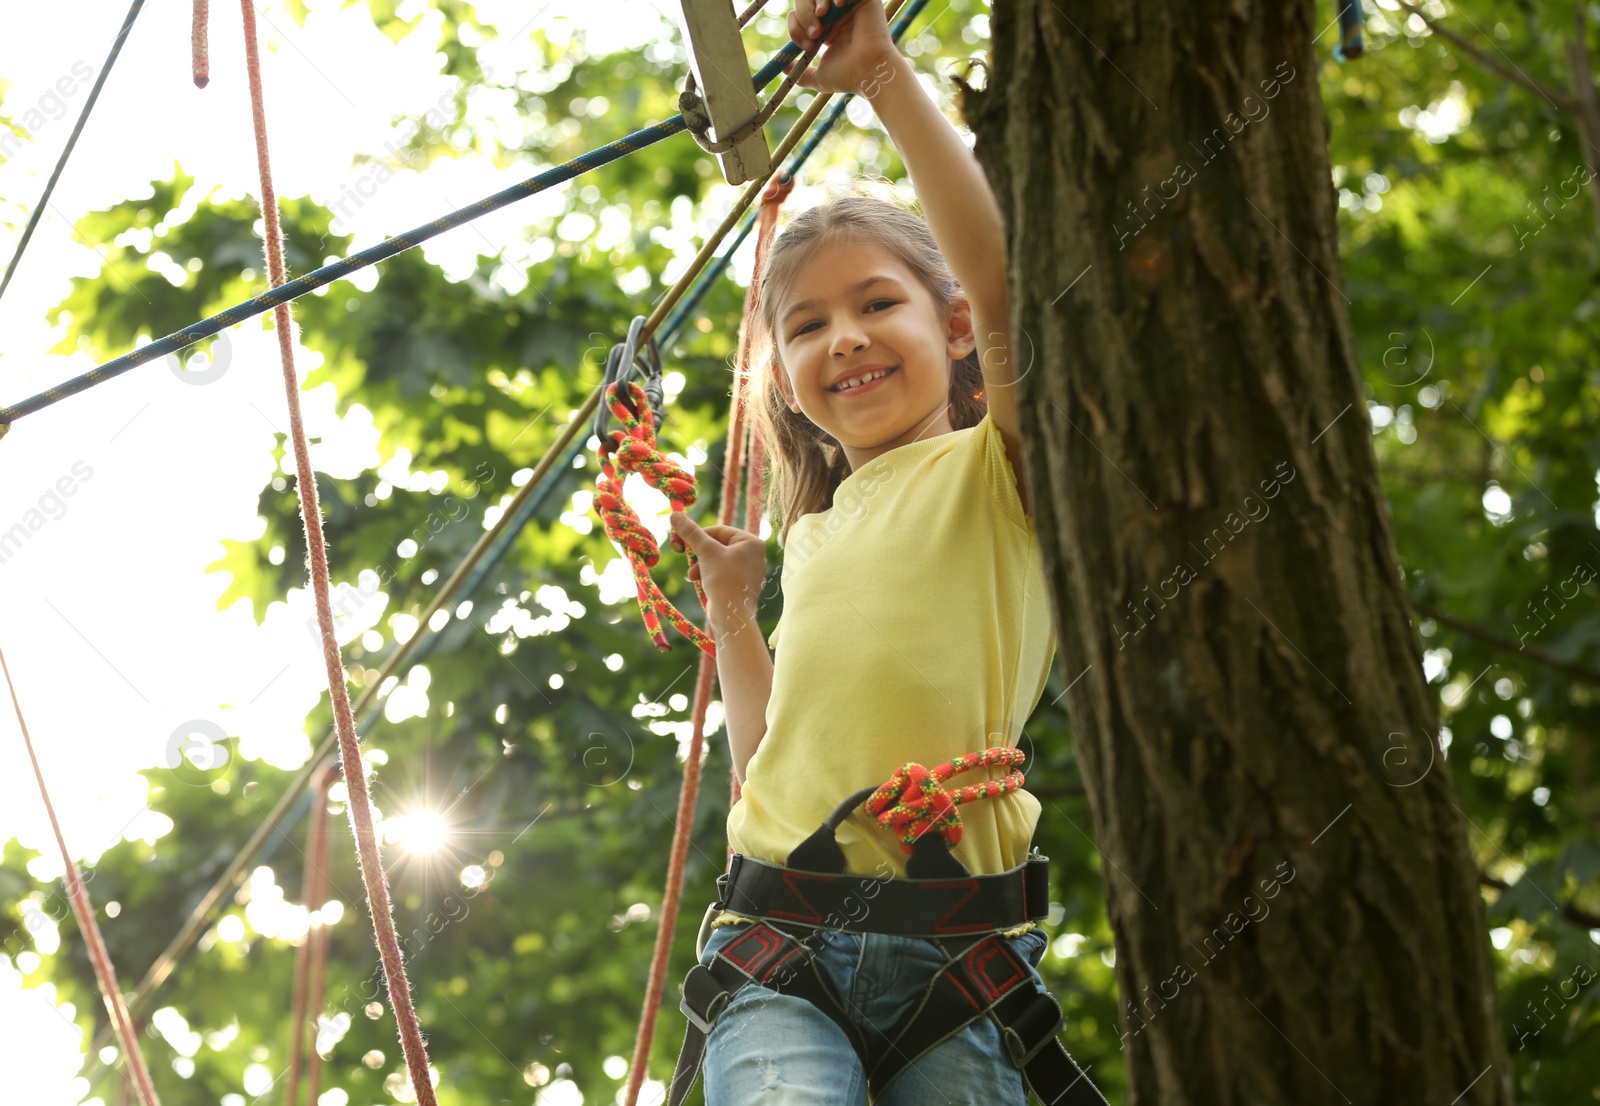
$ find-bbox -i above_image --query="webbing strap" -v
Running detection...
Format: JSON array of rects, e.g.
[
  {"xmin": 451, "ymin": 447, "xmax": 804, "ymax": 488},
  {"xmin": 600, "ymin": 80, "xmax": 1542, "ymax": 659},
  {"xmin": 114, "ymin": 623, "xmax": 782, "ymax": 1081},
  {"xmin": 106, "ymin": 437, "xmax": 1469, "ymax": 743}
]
[
  {"xmin": 668, "ymin": 922, "xmax": 1112, "ymax": 1106},
  {"xmin": 668, "ymin": 922, "xmax": 860, "ymax": 1106},
  {"xmin": 863, "ymin": 934, "xmax": 1109, "ymax": 1105},
  {"xmin": 718, "ymin": 851, "xmax": 1051, "ymax": 938}
]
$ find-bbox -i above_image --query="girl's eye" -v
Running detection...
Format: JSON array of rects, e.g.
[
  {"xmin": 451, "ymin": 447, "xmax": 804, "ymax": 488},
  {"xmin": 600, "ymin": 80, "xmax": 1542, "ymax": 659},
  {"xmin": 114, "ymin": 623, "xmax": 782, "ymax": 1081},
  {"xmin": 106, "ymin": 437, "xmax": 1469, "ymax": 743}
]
[{"xmin": 792, "ymin": 300, "xmax": 897, "ymax": 338}]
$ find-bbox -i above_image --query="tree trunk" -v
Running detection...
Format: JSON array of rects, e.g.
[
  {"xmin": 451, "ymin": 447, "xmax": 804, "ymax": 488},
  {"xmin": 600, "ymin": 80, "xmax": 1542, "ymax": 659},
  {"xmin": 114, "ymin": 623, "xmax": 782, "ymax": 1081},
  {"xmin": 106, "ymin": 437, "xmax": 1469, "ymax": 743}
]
[{"xmin": 964, "ymin": 3, "xmax": 1512, "ymax": 1103}]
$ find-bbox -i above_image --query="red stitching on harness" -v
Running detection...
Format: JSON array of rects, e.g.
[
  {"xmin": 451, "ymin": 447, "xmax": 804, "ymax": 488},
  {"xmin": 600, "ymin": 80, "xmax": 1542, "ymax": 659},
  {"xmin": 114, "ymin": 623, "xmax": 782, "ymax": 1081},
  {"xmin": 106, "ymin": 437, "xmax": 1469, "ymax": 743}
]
[
  {"xmin": 942, "ymin": 964, "xmax": 983, "ymax": 1013},
  {"xmin": 722, "ymin": 924, "xmax": 784, "ymax": 975},
  {"xmin": 721, "ymin": 924, "xmax": 809, "ymax": 985},
  {"xmin": 931, "ymin": 879, "xmax": 984, "ymax": 933},
  {"xmin": 761, "ymin": 871, "xmax": 828, "ymax": 925},
  {"xmin": 964, "ymin": 939, "xmax": 1025, "ymax": 1004}
]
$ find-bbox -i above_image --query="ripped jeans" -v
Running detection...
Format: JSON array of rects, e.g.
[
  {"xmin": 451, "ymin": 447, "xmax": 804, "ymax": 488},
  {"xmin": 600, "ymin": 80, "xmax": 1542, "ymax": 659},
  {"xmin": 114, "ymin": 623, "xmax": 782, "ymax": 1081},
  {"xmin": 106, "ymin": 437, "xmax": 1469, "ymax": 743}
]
[{"xmin": 699, "ymin": 921, "xmax": 1050, "ymax": 1105}]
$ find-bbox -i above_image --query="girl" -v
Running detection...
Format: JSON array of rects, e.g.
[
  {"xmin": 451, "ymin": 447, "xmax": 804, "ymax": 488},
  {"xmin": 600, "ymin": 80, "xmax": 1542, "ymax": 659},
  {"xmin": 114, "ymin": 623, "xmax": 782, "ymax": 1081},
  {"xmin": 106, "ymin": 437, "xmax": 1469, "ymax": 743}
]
[{"xmin": 665, "ymin": 3, "xmax": 1104, "ymax": 1104}]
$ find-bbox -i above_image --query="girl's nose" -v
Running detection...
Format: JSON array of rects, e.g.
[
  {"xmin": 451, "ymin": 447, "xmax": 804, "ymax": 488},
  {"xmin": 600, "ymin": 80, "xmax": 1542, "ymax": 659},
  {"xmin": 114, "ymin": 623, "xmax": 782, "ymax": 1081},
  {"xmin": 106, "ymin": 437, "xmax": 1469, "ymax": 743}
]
[{"xmin": 830, "ymin": 332, "xmax": 868, "ymax": 358}]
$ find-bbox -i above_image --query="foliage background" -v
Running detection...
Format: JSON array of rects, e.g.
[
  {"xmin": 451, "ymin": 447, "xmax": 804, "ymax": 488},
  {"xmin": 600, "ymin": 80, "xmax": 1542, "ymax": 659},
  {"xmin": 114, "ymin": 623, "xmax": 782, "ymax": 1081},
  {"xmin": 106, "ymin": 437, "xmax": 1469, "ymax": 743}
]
[{"xmin": 1, "ymin": 0, "xmax": 1598, "ymax": 1103}]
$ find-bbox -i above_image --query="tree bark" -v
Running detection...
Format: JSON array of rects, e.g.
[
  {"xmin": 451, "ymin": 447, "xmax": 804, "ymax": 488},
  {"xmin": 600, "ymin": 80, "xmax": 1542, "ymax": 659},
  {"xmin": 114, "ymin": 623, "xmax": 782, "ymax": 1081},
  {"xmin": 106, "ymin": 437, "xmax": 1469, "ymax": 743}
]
[{"xmin": 964, "ymin": 3, "xmax": 1512, "ymax": 1103}]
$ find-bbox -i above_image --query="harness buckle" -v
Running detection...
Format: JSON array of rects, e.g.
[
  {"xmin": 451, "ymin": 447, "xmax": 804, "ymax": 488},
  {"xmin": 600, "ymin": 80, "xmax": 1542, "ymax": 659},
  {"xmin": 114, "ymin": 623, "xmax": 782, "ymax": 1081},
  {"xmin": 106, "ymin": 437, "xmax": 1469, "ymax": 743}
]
[
  {"xmin": 715, "ymin": 853, "xmax": 742, "ymax": 905},
  {"xmin": 1001, "ymin": 989, "xmax": 1064, "ymax": 1068},
  {"xmin": 678, "ymin": 963, "xmax": 731, "ymax": 1036}
]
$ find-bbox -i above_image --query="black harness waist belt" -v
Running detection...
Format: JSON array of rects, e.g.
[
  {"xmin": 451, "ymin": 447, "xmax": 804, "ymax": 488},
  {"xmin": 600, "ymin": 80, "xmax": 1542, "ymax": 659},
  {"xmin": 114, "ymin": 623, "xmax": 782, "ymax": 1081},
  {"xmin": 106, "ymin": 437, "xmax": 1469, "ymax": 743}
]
[{"xmin": 715, "ymin": 850, "xmax": 1051, "ymax": 937}]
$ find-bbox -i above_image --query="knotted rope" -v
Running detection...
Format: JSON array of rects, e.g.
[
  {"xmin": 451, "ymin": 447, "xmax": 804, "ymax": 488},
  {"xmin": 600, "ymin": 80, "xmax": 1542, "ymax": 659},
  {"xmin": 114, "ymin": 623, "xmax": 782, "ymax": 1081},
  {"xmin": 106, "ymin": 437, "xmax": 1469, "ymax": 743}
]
[
  {"xmin": 593, "ymin": 377, "xmax": 716, "ymax": 656},
  {"xmin": 865, "ymin": 747, "xmax": 1028, "ymax": 853},
  {"xmin": 238, "ymin": 3, "xmax": 438, "ymax": 1104}
]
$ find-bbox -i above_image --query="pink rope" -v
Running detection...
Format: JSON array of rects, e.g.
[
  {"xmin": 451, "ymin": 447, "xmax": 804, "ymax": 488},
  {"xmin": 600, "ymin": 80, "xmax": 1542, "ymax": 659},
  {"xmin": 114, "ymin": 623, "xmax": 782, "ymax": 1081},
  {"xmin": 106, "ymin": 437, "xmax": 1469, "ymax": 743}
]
[
  {"xmin": 620, "ymin": 178, "xmax": 789, "ymax": 1106},
  {"xmin": 738, "ymin": 177, "xmax": 786, "ymax": 539},
  {"xmin": 304, "ymin": 945, "xmax": 330, "ymax": 1104},
  {"xmin": 303, "ymin": 779, "xmax": 334, "ymax": 1106},
  {"xmin": 724, "ymin": 178, "xmax": 786, "ymax": 826},
  {"xmin": 0, "ymin": 642, "xmax": 162, "ymax": 1106},
  {"xmin": 191, "ymin": 0, "xmax": 209, "ymax": 88},
  {"xmin": 286, "ymin": 763, "xmax": 334, "ymax": 1106},
  {"xmin": 237, "ymin": 7, "xmax": 438, "ymax": 1105}
]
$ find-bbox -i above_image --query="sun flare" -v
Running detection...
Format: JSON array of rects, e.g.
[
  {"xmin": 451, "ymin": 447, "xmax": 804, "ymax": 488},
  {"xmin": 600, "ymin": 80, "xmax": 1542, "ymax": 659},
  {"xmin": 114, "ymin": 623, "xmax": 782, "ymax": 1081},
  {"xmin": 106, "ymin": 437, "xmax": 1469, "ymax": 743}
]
[{"xmin": 386, "ymin": 810, "xmax": 450, "ymax": 854}]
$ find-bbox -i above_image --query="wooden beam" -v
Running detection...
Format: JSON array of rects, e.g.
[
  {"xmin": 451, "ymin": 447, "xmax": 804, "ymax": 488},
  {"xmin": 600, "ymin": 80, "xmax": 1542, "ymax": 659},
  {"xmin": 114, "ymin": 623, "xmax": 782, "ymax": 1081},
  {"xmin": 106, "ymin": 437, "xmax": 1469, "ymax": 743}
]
[{"xmin": 676, "ymin": 0, "xmax": 773, "ymax": 185}]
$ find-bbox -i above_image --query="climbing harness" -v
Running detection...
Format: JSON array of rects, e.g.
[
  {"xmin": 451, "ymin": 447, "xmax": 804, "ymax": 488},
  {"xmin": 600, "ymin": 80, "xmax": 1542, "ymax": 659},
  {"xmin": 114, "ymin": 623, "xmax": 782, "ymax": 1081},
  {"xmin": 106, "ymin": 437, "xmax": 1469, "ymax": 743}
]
[
  {"xmin": 592, "ymin": 316, "xmax": 716, "ymax": 655},
  {"xmin": 667, "ymin": 748, "xmax": 1111, "ymax": 1106}
]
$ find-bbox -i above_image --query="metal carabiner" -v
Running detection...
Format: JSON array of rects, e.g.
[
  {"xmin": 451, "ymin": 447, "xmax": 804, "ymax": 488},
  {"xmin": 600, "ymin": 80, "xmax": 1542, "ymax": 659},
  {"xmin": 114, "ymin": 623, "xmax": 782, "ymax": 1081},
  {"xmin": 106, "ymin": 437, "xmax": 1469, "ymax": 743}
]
[{"xmin": 593, "ymin": 316, "xmax": 667, "ymax": 453}]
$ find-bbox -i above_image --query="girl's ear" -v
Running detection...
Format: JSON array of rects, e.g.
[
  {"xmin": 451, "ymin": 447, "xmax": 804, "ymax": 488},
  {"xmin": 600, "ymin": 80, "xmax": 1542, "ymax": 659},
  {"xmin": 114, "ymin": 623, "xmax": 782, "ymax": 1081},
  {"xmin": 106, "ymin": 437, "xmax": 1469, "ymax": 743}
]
[
  {"xmin": 772, "ymin": 359, "xmax": 800, "ymax": 412},
  {"xmin": 944, "ymin": 296, "xmax": 978, "ymax": 361}
]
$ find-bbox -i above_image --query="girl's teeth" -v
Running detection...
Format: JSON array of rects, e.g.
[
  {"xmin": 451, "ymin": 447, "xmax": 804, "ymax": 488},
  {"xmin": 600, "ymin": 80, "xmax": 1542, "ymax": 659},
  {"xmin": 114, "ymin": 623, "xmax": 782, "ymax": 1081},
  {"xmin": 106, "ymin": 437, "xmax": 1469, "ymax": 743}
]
[{"xmin": 837, "ymin": 368, "xmax": 890, "ymax": 391}]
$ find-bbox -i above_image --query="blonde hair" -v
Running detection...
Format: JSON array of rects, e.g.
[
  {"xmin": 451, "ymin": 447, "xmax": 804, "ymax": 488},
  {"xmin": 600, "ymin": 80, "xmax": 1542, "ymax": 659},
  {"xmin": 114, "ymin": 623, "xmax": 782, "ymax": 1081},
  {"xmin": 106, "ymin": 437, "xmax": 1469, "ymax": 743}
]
[{"xmin": 744, "ymin": 188, "xmax": 987, "ymax": 547}]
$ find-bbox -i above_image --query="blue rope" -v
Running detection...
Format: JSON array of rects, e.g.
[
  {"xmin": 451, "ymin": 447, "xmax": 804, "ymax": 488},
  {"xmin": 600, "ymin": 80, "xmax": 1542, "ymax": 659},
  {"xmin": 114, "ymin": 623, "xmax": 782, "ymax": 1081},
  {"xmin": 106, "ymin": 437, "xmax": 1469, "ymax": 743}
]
[
  {"xmin": 0, "ymin": 0, "xmax": 146, "ymax": 305},
  {"xmin": 1334, "ymin": 0, "xmax": 1364, "ymax": 62},
  {"xmin": 0, "ymin": 1, "xmax": 869, "ymax": 428}
]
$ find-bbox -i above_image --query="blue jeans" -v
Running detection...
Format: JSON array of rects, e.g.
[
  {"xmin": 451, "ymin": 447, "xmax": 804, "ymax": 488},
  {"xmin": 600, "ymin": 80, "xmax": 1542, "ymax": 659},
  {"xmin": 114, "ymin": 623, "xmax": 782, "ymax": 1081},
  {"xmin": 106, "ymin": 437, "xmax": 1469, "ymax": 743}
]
[{"xmin": 699, "ymin": 921, "xmax": 1051, "ymax": 1105}]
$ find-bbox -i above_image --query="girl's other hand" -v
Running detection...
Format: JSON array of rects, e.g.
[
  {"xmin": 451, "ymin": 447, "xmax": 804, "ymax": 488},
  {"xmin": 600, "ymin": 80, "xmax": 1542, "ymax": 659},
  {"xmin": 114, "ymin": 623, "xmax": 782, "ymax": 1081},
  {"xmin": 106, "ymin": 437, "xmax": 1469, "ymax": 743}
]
[
  {"xmin": 668, "ymin": 511, "xmax": 768, "ymax": 631},
  {"xmin": 784, "ymin": 0, "xmax": 899, "ymax": 98}
]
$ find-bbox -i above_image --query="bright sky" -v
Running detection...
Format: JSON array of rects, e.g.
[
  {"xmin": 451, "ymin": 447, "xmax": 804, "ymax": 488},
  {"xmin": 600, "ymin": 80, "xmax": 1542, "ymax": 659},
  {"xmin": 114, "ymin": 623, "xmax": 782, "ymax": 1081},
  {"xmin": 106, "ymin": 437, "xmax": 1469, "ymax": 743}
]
[{"xmin": 0, "ymin": 1, "xmax": 843, "ymax": 1102}]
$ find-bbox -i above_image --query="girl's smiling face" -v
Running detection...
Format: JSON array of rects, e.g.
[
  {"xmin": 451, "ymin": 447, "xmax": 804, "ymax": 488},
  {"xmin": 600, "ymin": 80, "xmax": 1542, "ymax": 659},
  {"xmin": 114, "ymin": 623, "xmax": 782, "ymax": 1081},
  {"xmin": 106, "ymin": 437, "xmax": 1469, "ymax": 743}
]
[{"xmin": 773, "ymin": 234, "xmax": 976, "ymax": 468}]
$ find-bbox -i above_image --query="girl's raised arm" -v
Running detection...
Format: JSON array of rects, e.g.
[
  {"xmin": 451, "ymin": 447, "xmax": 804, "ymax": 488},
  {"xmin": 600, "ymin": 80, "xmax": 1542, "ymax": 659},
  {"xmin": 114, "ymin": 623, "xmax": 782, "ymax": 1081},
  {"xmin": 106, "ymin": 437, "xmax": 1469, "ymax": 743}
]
[{"xmin": 787, "ymin": 0, "xmax": 1029, "ymax": 513}]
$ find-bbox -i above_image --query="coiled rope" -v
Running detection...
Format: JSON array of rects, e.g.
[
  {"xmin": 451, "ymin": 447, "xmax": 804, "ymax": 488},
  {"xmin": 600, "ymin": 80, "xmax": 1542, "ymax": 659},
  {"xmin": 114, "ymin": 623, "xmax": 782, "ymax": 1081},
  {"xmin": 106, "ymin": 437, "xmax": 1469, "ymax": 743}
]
[
  {"xmin": 865, "ymin": 747, "xmax": 1029, "ymax": 853},
  {"xmin": 593, "ymin": 355, "xmax": 716, "ymax": 655}
]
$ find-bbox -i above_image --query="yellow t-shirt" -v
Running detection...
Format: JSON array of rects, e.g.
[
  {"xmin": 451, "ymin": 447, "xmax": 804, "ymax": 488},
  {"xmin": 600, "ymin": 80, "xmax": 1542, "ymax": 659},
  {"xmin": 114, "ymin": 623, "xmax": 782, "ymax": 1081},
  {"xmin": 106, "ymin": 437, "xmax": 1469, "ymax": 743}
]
[{"xmin": 718, "ymin": 411, "xmax": 1057, "ymax": 927}]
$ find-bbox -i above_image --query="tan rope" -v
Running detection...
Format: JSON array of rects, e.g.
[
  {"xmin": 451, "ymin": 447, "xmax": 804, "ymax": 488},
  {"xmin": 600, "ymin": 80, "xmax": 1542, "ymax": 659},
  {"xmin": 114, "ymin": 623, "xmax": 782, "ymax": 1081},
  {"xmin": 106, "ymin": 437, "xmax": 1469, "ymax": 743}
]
[
  {"xmin": 239, "ymin": 1, "xmax": 437, "ymax": 1101},
  {"xmin": 1, "ymin": 642, "xmax": 162, "ymax": 1105}
]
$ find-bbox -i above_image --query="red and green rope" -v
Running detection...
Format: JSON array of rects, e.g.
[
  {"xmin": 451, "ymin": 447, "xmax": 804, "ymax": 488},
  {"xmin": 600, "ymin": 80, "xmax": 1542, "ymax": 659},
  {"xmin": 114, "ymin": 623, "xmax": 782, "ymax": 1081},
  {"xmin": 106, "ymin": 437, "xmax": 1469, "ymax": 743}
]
[{"xmin": 865, "ymin": 746, "xmax": 1029, "ymax": 853}]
